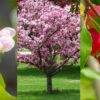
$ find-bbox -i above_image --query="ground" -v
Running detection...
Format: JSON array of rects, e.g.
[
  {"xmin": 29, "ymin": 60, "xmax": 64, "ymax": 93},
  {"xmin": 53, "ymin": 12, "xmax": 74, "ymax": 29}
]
[{"xmin": 18, "ymin": 63, "xmax": 80, "ymax": 100}]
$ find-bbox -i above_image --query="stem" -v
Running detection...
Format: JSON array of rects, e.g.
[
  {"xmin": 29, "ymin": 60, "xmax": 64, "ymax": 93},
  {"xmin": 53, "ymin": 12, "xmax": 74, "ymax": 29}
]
[{"xmin": 47, "ymin": 74, "xmax": 52, "ymax": 93}]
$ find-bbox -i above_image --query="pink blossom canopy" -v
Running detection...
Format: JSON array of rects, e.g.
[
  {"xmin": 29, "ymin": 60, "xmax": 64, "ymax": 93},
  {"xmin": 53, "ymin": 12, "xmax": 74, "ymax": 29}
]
[{"xmin": 17, "ymin": 0, "xmax": 80, "ymax": 70}]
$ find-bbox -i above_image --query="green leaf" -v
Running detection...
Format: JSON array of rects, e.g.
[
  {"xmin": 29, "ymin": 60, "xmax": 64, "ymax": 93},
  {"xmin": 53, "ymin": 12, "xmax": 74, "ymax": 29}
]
[
  {"xmin": 93, "ymin": 18, "xmax": 100, "ymax": 32},
  {"xmin": 81, "ymin": 68, "xmax": 100, "ymax": 80},
  {"xmin": 80, "ymin": 27, "xmax": 92, "ymax": 68},
  {"xmin": 0, "ymin": 73, "xmax": 16, "ymax": 100},
  {"xmin": 91, "ymin": 0, "xmax": 100, "ymax": 5},
  {"xmin": 0, "ymin": 85, "xmax": 16, "ymax": 100},
  {"xmin": 0, "ymin": 73, "xmax": 5, "ymax": 88},
  {"xmin": 90, "ymin": 17, "xmax": 100, "ymax": 32}
]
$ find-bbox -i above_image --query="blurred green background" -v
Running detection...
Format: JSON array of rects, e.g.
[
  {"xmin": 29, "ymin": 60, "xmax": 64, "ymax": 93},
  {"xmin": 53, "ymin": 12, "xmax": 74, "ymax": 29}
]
[{"xmin": 0, "ymin": 0, "xmax": 16, "ymax": 28}]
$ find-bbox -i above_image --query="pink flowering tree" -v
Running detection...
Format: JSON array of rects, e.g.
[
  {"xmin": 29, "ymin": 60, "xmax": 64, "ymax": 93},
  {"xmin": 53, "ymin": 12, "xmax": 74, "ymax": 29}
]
[{"xmin": 17, "ymin": 0, "xmax": 80, "ymax": 93}]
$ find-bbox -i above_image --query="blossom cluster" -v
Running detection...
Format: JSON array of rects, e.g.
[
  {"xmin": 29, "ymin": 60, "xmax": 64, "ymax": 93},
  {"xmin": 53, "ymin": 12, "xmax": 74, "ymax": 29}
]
[
  {"xmin": 17, "ymin": 0, "xmax": 80, "ymax": 70},
  {"xmin": 0, "ymin": 27, "xmax": 16, "ymax": 53},
  {"xmin": 17, "ymin": 52, "xmax": 33, "ymax": 64}
]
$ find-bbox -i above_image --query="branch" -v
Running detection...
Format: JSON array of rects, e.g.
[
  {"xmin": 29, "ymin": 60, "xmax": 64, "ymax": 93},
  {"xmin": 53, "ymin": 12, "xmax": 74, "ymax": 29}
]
[
  {"xmin": 52, "ymin": 48, "xmax": 56, "ymax": 60},
  {"xmin": 35, "ymin": 28, "xmax": 60, "ymax": 68},
  {"xmin": 37, "ymin": 28, "xmax": 60, "ymax": 50},
  {"xmin": 38, "ymin": 49, "xmax": 42, "ymax": 64},
  {"xmin": 85, "ymin": 0, "xmax": 100, "ymax": 17},
  {"xmin": 51, "ymin": 49, "xmax": 79, "ymax": 76}
]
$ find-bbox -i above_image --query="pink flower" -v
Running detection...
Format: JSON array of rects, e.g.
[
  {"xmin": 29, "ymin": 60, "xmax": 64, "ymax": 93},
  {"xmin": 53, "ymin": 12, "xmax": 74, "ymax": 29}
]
[
  {"xmin": 0, "ymin": 36, "xmax": 15, "ymax": 52},
  {"xmin": 0, "ymin": 27, "xmax": 16, "ymax": 53},
  {"xmin": 0, "ymin": 42, "xmax": 3, "ymax": 51},
  {"xmin": 0, "ymin": 27, "xmax": 16, "ymax": 37}
]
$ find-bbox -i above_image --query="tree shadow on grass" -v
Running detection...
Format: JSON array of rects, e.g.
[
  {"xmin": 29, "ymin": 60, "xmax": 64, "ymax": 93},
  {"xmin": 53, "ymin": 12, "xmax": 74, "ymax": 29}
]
[
  {"xmin": 18, "ymin": 64, "xmax": 80, "ymax": 80},
  {"xmin": 18, "ymin": 89, "xmax": 79, "ymax": 95},
  {"xmin": 54, "ymin": 65, "xmax": 80, "ymax": 80},
  {"xmin": 18, "ymin": 67, "xmax": 43, "ymax": 76},
  {"xmin": 18, "ymin": 89, "xmax": 80, "ymax": 100}
]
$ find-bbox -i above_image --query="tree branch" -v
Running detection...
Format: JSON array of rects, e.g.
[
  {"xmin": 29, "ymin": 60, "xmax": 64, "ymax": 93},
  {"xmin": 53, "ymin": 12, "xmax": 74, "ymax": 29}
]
[
  {"xmin": 51, "ymin": 49, "xmax": 79, "ymax": 76},
  {"xmin": 37, "ymin": 28, "xmax": 60, "ymax": 50},
  {"xmin": 85, "ymin": 0, "xmax": 100, "ymax": 17}
]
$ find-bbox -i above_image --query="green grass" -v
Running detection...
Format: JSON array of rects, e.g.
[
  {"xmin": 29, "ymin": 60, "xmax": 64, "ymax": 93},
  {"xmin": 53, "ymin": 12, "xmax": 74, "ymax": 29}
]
[{"xmin": 18, "ymin": 63, "xmax": 80, "ymax": 100}]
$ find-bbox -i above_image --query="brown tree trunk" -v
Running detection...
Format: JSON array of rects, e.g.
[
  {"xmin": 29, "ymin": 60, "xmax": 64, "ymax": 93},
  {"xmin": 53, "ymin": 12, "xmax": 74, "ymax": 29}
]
[{"xmin": 47, "ymin": 75, "xmax": 52, "ymax": 93}]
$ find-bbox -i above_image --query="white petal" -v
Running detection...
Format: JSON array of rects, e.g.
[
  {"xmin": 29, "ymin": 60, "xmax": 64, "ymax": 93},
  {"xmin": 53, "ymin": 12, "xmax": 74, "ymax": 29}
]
[
  {"xmin": 1, "ymin": 27, "xmax": 16, "ymax": 37},
  {"xmin": 0, "ymin": 36, "xmax": 15, "ymax": 52},
  {"xmin": 0, "ymin": 41, "xmax": 3, "ymax": 51}
]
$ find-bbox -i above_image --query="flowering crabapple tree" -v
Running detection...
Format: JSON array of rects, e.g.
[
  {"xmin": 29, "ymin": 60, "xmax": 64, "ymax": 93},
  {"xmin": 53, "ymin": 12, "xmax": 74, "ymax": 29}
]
[{"xmin": 17, "ymin": 0, "xmax": 80, "ymax": 93}]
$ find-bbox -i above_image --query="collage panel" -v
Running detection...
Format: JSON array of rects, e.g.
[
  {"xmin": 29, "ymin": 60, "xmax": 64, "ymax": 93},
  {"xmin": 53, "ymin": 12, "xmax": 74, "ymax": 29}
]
[
  {"xmin": 80, "ymin": 0, "xmax": 100, "ymax": 100},
  {"xmin": 17, "ymin": 0, "xmax": 80, "ymax": 100},
  {"xmin": 0, "ymin": 0, "xmax": 17, "ymax": 100}
]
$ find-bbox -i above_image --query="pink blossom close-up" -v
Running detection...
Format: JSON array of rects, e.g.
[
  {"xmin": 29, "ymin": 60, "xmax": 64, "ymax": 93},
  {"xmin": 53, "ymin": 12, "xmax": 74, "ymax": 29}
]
[{"xmin": 0, "ymin": 27, "xmax": 16, "ymax": 52}]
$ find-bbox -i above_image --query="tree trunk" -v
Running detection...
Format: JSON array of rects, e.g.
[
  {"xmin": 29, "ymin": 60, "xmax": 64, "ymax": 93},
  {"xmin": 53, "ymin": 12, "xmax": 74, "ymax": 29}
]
[{"xmin": 47, "ymin": 75, "xmax": 52, "ymax": 93}]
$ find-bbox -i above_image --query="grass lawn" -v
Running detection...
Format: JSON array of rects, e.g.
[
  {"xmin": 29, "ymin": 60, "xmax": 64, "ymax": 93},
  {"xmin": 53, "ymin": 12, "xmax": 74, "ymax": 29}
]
[{"xmin": 18, "ymin": 63, "xmax": 80, "ymax": 100}]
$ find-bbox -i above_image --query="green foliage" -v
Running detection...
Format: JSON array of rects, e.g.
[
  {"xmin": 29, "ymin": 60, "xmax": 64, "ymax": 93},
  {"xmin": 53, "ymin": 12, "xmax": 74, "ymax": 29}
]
[
  {"xmin": 81, "ymin": 68, "xmax": 100, "ymax": 80},
  {"xmin": 0, "ymin": 86, "xmax": 16, "ymax": 100},
  {"xmin": 0, "ymin": 74, "xmax": 5, "ymax": 89},
  {"xmin": 0, "ymin": 73, "xmax": 16, "ymax": 100},
  {"xmin": 9, "ymin": 0, "xmax": 17, "ymax": 9},
  {"xmin": 93, "ymin": 17, "xmax": 100, "ymax": 32},
  {"xmin": 80, "ymin": 27, "xmax": 92, "ymax": 68},
  {"xmin": 91, "ymin": 0, "xmax": 100, "ymax": 5},
  {"xmin": 80, "ymin": 77, "xmax": 96, "ymax": 100},
  {"xmin": 89, "ymin": 15, "xmax": 100, "ymax": 32}
]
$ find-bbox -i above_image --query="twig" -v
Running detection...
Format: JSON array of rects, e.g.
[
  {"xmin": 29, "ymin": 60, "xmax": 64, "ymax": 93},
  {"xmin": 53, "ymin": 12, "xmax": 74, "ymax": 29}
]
[
  {"xmin": 51, "ymin": 50, "xmax": 79, "ymax": 76},
  {"xmin": 85, "ymin": 0, "xmax": 100, "ymax": 17}
]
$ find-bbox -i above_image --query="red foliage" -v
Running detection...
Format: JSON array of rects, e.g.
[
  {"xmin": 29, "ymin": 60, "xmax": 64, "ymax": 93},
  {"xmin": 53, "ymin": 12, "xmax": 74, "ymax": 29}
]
[
  {"xmin": 88, "ymin": 5, "xmax": 100, "ymax": 18},
  {"xmin": 89, "ymin": 29, "xmax": 100, "ymax": 55}
]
